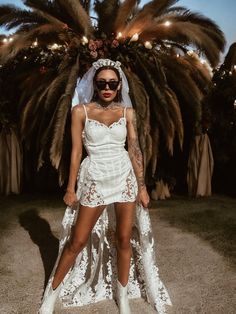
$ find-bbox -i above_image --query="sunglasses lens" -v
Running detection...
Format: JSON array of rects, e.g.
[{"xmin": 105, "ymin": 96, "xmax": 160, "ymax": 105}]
[
  {"xmin": 95, "ymin": 81, "xmax": 119, "ymax": 91},
  {"xmin": 108, "ymin": 81, "xmax": 119, "ymax": 90},
  {"xmin": 95, "ymin": 81, "xmax": 106, "ymax": 90}
]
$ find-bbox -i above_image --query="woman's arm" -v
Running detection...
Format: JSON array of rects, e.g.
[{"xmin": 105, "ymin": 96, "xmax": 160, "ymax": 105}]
[
  {"xmin": 64, "ymin": 105, "xmax": 84, "ymax": 204},
  {"xmin": 127, "ymin": 108, "xmax": 149, "ymax": 207}
]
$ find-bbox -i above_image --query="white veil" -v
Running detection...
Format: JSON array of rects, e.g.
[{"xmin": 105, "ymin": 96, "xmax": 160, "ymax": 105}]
[{"xmin": 71, "ymin": 59, "xmax": 133, "ymax": 108}]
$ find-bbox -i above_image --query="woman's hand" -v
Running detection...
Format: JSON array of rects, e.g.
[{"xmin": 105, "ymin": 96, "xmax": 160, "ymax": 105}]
[
  {"xmin": 137, "ymin": 186, "xmax": 150, "ymax": 208},
  {"xmin": 63, "ymin": 191, "xmax": 78, "ymax": 207}
]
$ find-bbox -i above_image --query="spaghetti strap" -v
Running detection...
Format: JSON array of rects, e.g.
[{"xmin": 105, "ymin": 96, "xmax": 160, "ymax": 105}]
[
  {"xmin": 123, "ymin": 107, "xmax": 127, "ymax": 118},
  {"xmin": 82, "ymin": 104, "xmax": 88, "ymax": 120}
]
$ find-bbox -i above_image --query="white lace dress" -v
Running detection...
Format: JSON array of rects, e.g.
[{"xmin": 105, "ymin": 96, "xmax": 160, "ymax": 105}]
[{"xmin": 42, "ymin": 104, "xmax": 172, "ymax": 313}]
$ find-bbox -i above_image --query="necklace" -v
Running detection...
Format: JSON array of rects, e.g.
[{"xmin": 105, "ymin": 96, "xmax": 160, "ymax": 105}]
[{"xmin": 94, "ymin": 101, "xmax": 119, "ymax": 110}]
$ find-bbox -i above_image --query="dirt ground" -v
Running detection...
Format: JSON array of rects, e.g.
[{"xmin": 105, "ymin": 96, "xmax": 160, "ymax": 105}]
[{"xmin": 0, "ymin": 194, "xmax": 235, "ymax": 314}]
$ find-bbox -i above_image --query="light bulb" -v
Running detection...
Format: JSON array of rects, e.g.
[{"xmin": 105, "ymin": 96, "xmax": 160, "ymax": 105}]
[
  {"xmin": 144, "ymin": 41, "xmax": 152, "ymax": 49},
  {"xmin": 82, "ymin": 36, "xmax": 88, "ymax": 44},
  {"xmin": 130, "ymin": 33, "xmax": 139, "ymax": 42},
  {"xmin": 164, "ymin": 21, "xmax": 171, "ymax": 27},
  {"xmin": 117, "ymin": 32, "xmax": 123, "ymax": 39},
  {"xmin": 50, "ymin": 43, "xmax": 59, "ymax": 50},
  {"xmin": 3, "ymin": 38, "xmax": 8, "ymax": 43}
]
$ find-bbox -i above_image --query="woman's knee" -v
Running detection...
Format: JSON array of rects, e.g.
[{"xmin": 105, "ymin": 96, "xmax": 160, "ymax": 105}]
[
  {"xmin": 116, "ymin": 234, "xmax": 131, "ymax": 250},
  {"xmin": 67, "ymin": 236, "xmax": 87, "ymax": 255}
]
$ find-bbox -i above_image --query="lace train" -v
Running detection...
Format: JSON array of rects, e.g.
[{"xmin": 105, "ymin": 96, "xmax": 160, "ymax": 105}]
[{"xmin": 45, "ymin": 202, "xmax": 172, "ymax": 313}]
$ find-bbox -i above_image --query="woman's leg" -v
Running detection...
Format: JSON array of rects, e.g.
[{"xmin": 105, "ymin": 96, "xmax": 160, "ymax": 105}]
[
  {"xmin": 51, "ymin": 203, "xmax": 106, "ymax": 289},
  {"xmin": 114, "ymin": 201, "xmax": 136, "ymax": 286}
]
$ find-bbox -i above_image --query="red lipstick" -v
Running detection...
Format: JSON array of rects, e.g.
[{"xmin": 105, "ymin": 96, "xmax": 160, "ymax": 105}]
[{"xmin": 103, "ymin": 93, "xmax": 112, "ymax": 98}]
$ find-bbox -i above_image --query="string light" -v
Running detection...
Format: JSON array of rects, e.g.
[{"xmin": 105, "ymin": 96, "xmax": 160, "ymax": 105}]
[
  {"xmin": 33, "ymin": 39, "xmax": 38, "ymax": 47},
  {"xmin": 9, "ymin": 37, "xmax": 13, "ymax": 42},
  {"xmin": 49, "ymin": 43, "xmax": 60, "ymax": 50},
  {"xmin": 81, "ymin": 36, "xmax": 88, "ymax": 44},
  {"xmin": 130, "ymin": 33, "xmax": 139, "ymax": 42},
  {"xmin": 3, "ymin": 38, "xmax": 8, "ymax": 43},
  {"xmin": 144, "ymin": 41, "xmax": 152, "ymax": 49},
  {"xmin": 164, "ymin": 21, "xmax": 171, "ymax": 27},
  {"xmin": 117, "ymin": 32, "xmax": 123, "ymax": 39}
]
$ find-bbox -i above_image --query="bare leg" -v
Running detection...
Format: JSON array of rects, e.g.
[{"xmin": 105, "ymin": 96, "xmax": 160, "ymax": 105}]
[
  {"xmin": 115, "ymin": 201, "xmax": 136, "ymax": 287},
  {"xmin": 51, "ymin": 203, "xmax": 106, "ymax": 290}
]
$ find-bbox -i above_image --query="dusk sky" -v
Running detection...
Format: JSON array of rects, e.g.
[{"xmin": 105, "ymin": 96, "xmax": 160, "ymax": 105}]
[{"xmin": 0, "ymin": 0, "xmax": 235, "ymax": 56}]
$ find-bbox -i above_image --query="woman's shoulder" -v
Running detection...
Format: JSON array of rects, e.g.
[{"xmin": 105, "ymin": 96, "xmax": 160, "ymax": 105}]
[
  {"xmin": 125, "ymin": 107, "xmax": 135, "ymax": 122},
  {"xmin": 71, "ymin": 104, "xmax": 87, "ymax": 122},
  {"xmin": 72, "ymin": 104, "xmax": 85, "ymax": 113}
]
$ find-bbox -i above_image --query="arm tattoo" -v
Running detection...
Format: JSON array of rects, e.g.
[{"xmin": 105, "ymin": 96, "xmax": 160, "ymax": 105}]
[{"xmin": 128, "ymin": 110, "xmax": 145, "ymax": 190}]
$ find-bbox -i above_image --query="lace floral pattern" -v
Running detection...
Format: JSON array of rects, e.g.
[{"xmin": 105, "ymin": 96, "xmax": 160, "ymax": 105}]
[
  {"xmin": 121, "ymin": 168, "xmax": 138, "ymax": 202},
  {"xmin": 79, "ymin": 171, "xmax": 105, "ymax": 207},
  {"xmin": 45, "ymin": 203, "xmax": 172, "ymax": 313}
]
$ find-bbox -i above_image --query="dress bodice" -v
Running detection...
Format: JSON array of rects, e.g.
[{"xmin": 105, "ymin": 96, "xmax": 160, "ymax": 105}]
[{"xmin": 82, "ymin": 104, "xmax": 127, "ymax": 159}]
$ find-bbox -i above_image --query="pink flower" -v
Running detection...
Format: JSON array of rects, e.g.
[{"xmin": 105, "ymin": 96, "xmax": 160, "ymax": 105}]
[
  {"xmin": 88, "ymin": 40, "xmax": 97, "ymax": 51},
  {"xmin": 111, "ymin": 39, "xmax": 119, "ymax": 48},
  {"xmin": 90, "ymin": 50, "xmax": 98, "ymax": 58},
  {"xmin": 95, "ymin": 40, "xmax": 103, "ymax": 48}
]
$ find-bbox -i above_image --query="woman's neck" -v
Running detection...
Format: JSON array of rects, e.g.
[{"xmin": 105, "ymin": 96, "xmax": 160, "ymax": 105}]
[{"xmin": 95, "ymin": 100, "xmax": 116, "ymax": 109}]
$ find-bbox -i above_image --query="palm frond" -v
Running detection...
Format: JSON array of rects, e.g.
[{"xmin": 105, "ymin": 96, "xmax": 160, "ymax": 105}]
[
  {"xmin": 0, "ymin": 24, "xmax": 65, "ymax": 63},
  {"xmin": 139, "ymin": 21, "xmax": 222, "ymax": 66},
  {"xmin": 0, "ymin": 4, "xmax": 46, "ymax": 30},
  {"xmin": 124, "ymin": 67, "xmax": 152, "ymax": 173},
  {"xmin": 94, "ymin": 0, "xmax": 119, "ymax": 35},
  {"xmin": 223, "ymin": 42, "xmax": 236, "ymax": 70},
  {"xmin": 141, "ymin": 0, "xmax": 178, "ymax": 17},
  {"xmin": 150, "ymin": 127, "xmax": 159, "ymax": 176},
  {"xmin": 114, "ymin": 0, "xmax": 137, "ymax": 33},
  {"xmin": 57, "ymin": 0, "xmax": 93, "ymax": 35},
  {"xmin": 122, "ymin": 0, "xmax": 177, "ymax": 36},
  {"xmin": 50, "ymin": 62, "xmax": 79, "ymax": 169},
  {"xmin": 161, "ymin": 54, "xmax": 203, "ymax": 128}
]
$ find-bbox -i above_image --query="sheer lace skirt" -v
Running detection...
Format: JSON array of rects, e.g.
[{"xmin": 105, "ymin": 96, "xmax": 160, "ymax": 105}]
[
  {"xmin": 42, "ymin": 155, "xmax": 172, "ymax": 313},
  {"xmin": 45, "ymin": 203, "xmax": 172, "ymax": 313}
]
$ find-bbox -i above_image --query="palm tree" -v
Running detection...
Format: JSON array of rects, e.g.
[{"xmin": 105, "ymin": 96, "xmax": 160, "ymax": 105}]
[
  {"xmin": 206, "ymin": 43, "xmax": 236, "ymax": 195},
  {"xmin": 0, "ymin": 0, "xmax": 225, "ymax": 187}
]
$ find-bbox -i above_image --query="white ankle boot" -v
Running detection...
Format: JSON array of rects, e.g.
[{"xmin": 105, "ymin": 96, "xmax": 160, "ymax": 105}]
[
  {"xmin": 38, "ymin": 279, "xmax": 63, "ymax": 314},
  {"xmin": 116, "ymin": 280, "xmax": 131, "ymax": 314}
]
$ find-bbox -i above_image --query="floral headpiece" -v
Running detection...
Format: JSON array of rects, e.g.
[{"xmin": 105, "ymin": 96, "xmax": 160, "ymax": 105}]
[{"xmin": 92, "ymin": 59, "xmax": 122, "ymax": 76}]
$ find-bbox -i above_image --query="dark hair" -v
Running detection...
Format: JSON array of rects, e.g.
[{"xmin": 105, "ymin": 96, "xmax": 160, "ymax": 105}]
[{"xmin": 92, "ymin": 66, "xmax": 122, "ymax": 102}]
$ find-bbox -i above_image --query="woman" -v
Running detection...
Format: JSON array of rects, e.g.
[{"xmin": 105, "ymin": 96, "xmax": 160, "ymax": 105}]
[{"xmin": 39, "ymin": 59, "xmax": 172, "ymax": 314}]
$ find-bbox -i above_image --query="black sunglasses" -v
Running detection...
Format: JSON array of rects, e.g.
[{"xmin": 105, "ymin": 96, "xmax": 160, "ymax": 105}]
[{"xmin": 95, "ymin": 80, "xmax": 120, "ymax": 91}]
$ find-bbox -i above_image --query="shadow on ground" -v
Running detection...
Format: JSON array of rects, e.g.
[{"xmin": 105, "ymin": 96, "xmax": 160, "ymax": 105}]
[
  {"xmin": 18, "ymin": 209, "xmax": 59, "ymax": 287},
  {"xmin": 151, "ymin": 195, "xmax": 236, "ymax": 267}
]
